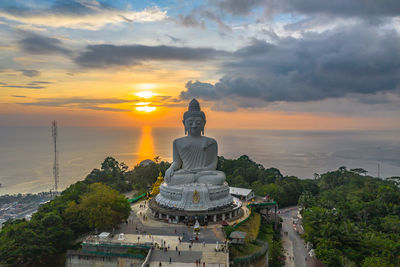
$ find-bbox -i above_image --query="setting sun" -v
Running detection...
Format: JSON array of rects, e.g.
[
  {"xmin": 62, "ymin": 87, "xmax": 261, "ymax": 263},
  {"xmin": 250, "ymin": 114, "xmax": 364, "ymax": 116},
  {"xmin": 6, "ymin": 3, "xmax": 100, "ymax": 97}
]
[
  {"xmin": 135, "ymin": 91, "xmax": 157, "ymax": 99},
  {"xmin": 135, "ymin": 106, "xmax": 156, "ymax": 112}
]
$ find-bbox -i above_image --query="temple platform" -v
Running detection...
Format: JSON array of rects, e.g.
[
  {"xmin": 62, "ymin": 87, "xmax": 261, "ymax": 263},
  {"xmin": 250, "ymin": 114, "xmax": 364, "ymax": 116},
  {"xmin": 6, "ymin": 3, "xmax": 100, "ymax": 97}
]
[
  {"xmin": 155, "ymin": 182, "xmax": 233, "ymax": 211},
  {"xmin": 149, "ymin": 196, "xmax": 242, "ymax": 224}
]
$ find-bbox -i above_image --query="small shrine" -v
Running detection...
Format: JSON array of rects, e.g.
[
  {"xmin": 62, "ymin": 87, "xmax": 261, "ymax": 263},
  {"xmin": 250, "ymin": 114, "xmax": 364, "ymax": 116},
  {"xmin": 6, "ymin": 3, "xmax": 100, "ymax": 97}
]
[{"xmin": 150, "ymin": 172, "xmax": 164, "ymax": 196}]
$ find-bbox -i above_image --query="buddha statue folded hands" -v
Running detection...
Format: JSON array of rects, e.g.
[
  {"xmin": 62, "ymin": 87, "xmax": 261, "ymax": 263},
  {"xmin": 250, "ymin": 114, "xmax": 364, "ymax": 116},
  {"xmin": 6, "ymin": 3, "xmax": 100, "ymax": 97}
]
[{"xmin": 164, "ymin": 99, "xmax": 226, "ymax": 186}]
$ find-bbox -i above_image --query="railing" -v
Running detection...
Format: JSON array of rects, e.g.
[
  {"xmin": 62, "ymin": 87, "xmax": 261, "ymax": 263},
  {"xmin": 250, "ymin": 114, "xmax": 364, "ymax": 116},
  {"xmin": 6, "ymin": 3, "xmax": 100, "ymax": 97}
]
[
  {"xmin": 247, "ymin": 201, "xmax": 277, "ymax": 208},
  {"xmin": 128, "ymin": 193, "xmax": 146, "ymax": 203},
  {"xmin": 81, "ymin": 250, "xmax": 146, "ymax": 259},
  {"xmin": 141, "ymin": 247, "xmax": 153, "ymax": 267},
  {"xmin": 82, "ymin": 241, "xmax": 151, "ymax": 250}
]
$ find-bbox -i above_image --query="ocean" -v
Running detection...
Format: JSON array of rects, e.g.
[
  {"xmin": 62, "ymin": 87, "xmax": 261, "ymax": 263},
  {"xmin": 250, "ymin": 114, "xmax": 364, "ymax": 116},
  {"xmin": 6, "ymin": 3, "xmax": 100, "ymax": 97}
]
[{"xmin": 0, "ymin": 126, "xmax": 399, "ymax": 195}]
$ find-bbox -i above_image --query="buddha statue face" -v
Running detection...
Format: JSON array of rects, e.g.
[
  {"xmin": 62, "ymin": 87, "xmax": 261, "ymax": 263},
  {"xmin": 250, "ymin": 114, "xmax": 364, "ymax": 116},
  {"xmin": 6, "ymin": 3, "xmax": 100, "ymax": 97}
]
[{"xmin": 183, "ymin": 116, "xmax": 205, "ymax": 137}]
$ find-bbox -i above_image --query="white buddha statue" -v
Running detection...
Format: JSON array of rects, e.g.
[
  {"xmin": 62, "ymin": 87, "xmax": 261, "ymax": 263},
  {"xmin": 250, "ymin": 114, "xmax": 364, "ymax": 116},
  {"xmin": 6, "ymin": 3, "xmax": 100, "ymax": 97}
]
[{"xmin": 164, "ymin": 99, "xmax": 226, "ymax": 186}]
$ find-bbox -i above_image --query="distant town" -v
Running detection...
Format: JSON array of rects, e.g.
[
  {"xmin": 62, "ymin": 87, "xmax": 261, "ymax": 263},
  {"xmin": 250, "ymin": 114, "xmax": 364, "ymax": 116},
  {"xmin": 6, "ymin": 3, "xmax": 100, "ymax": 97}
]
[{"xmin": 0, "ymin": 191, "xmax": 59, "ymax": 229}]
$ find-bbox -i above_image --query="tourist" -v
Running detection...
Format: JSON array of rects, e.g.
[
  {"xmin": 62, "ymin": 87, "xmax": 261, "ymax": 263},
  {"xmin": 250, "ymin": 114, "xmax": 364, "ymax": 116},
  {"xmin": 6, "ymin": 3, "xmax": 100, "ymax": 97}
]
[
  {"xmin": 176, "ymin": 246, "xmax": 178, "ymax": 251},
  {"xmin": 169, "ymin": 257, "xmax": 172, "ymax": 264},
  {"xmin": 178, "ymin": 251, "xmax": 181, "ymax": 256},
  {"xmin": 203, "ymin": 262, "xmax": 205, "ymax": 267},
  {"xmin": 159, "ymin": 262, "xmax": 162, "ymax": 267}
]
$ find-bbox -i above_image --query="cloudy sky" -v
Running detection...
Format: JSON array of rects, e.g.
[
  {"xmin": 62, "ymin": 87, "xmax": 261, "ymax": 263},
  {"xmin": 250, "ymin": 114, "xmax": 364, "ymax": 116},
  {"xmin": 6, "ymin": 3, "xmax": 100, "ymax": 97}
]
[{"xmin": 1, "ymin": 0, "xmax": 400, "ymax": 130}]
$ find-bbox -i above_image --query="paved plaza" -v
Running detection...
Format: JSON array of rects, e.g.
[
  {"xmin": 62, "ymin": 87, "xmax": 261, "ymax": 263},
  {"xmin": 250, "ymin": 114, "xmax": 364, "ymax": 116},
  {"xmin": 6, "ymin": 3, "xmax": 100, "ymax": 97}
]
[
  {"xmin": 106, "ymin": 200, "xmax": 251, "ymax": 267},
  {"xmin": 117, "ymin": 200, "xmax": 249, "ymax": 243}
]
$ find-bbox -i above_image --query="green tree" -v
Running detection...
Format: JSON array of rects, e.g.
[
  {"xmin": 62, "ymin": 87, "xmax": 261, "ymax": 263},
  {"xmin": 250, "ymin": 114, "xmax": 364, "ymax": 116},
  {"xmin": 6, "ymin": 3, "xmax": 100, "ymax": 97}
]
[
  {"xmin": 0, "ymin": 213, "xmax": 73, "ymax": 266},
  {"xmin": 362, "ymin": 256, "xmax": 394, "ymax": 267},
  {"xmin": 269, "ymin": 240, "xmax": 285, "ymax": 267},
  {"xmin": 65, "ymin": 183, "xmax": 131, "ymax": 230},
  {"xmin": 350, "ymin": 168, "xmax": 367, "ymax": 176},
  {"xmin": 298, "ymin": 191, "xmax": 316, "ymax": 209}
]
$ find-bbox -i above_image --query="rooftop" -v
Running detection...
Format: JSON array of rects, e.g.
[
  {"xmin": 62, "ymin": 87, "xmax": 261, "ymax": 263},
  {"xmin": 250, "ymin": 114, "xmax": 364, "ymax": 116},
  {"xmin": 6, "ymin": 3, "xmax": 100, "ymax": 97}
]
[{"xmin": 229, "ymin": 187, "xmax": 252, "ymax": 196}]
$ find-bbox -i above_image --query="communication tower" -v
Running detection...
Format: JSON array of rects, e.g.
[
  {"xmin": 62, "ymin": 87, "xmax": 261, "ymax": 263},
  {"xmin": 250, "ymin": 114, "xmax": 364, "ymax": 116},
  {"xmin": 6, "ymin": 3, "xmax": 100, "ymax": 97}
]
[{"xmin": 52, "ymin": 120, "xmax": 59, "ymax": 191}]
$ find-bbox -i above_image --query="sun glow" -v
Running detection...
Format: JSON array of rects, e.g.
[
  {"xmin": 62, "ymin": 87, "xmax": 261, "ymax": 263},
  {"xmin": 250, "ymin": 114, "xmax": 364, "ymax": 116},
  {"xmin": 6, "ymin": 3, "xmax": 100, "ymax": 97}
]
[
  {"xmin": 137, "ymin": 83, "xmax": 157, "ymax": 90},
  {"xmin": 135, "ymin": 106, "xmax": 156, "ymax": 112},
  {"xmin": 135, "ymin": 91, "xmax": 157, "ymax": 99}
]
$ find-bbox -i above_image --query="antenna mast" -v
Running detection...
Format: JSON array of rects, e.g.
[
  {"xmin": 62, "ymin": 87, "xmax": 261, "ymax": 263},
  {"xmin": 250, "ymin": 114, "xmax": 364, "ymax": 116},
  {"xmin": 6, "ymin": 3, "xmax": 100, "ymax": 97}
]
[
  {"xmin": 378, "ymin": 163, "xmax": 380, "ymax": 179},
  {"xmin": 52, "ymin": 121, "xmax": 59, "ymax": 191}
]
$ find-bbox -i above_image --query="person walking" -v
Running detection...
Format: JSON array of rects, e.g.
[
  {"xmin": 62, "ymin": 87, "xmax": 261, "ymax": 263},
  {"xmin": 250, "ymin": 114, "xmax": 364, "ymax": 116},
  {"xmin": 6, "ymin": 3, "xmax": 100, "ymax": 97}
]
[{"xmin": 169, "ymin": 257, "xmax": 172, "ymax": 264}]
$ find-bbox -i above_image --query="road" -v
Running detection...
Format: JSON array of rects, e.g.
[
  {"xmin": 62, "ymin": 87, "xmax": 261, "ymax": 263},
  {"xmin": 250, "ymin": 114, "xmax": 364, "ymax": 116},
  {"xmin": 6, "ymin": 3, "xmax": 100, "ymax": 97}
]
[{"xmin": 279, "ymin": 207, "xmax": 308, "ymax": 267}]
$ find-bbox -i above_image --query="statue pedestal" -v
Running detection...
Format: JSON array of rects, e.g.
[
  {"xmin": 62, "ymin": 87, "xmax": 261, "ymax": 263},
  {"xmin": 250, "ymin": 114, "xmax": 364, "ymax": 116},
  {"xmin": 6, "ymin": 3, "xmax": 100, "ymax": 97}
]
[
  {"xmin": 149, "ymin": 185, "xmax": 242, "ymax": 224},
  {"xmin": 155, "ymin": 182, "xmax": 233, "ymax": 211}
]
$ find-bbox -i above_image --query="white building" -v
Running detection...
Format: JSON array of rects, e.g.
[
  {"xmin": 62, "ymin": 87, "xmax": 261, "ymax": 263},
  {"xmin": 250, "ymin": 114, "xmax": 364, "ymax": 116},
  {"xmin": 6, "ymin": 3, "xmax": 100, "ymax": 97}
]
[{"xmin": 229, "ymin": 187, "xmax": 255, "ymax": 201}]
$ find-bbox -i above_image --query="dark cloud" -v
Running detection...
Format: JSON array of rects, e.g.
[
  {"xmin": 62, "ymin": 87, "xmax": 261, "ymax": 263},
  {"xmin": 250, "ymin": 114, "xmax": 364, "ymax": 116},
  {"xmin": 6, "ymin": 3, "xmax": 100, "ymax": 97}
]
[
  {"xmin": 26, "ymin": 81, "xmax": 54, "ymax": 86},
  {"xmin": 1, "ymin": 85, "xmax": 45, "ymax": 89},
  {"xmin": 18, "ymin": 32, "xmax": 71, "ymax": 55},
  {"xmin": 0, "ymin": 1, "xmax": 165, "ymax": 29},
  {"xmin": 79, "ymin": 106, "xmax": 130, "ymax": 112},
  {"xmin": 284, "ymin": 0, "xmax": 400, "ymax": 18},
  {"xmin": 172, "ymin": 6, "xmax": 232, "ymax": 32},
  {"xmin": 201, "ymin": 10, "xmax": 232, "ymax": 32},
  {"xmin": 18, "ymin": 97, "xmax": 132, "ymax": 112},
  {"xmin": 119, "ymin": 15, "xmax": 133, "ymax": 23},
  {"xmin": 30, "ymin": 81, "xmax": 53, "ymax": 84},
  {"xmin": 180, "ymin": 25, "xmax": 400, "ymax": 110},
  {"xmin": 213, "ymin": 0, "xmax": 265, "ymax": 16},
  {"xmin": 176, "ymin": 14, "xmax": 205, "ymax": 28},
  {"xmin": 19, "ymin": 97, "xmax": 130, "ymax": 107},
  {"xmin": 1, "ymin": 0, "xmax": 111, "ymax": 17},
  {"xmin": 18, "ymin": 96, "xmax": 187, "ymax": 112},
  {"xmin": 11, "ymin": 95, "xmax": 26, "ymax": 98},
  {"xmin": 212, "ymin": 0, "xmax": 400, "ymax": 19},
  {"xmin": 1, "ymin": 80, "xmax": 53, "ymax": 90},
  {"xmin": 166, "ymin": 34, "xmax": 185, "ymax": 44},
  {"xmin": 19, "ymin": 69, "xmax": 40, "ymax": 77},
  {"xmin": 181, "ymin": 81, "xmax": 220, "ymax": 101},
  {"xmin": 74, "ymin": 44, "xmax": 226, "ymax": 68}
]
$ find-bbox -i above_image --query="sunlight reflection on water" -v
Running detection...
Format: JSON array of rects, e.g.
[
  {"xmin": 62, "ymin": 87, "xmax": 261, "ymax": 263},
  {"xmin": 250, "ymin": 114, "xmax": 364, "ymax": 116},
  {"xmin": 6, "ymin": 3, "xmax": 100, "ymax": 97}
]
[{"xmin": 137, "ymin": 126, "xmax": 155, "ymax": 163}]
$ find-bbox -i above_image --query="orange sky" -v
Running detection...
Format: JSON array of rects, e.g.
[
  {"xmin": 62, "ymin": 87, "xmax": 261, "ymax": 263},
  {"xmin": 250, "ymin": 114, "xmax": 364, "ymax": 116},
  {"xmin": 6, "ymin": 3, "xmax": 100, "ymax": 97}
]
[{"xmin": 1, "ymin": 1, "xmax": 400, "ymax": 131}]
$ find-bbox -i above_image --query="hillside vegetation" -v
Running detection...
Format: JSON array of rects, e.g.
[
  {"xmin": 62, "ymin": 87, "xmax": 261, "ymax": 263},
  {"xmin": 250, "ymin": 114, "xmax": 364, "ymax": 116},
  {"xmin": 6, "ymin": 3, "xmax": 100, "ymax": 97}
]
[
  {"xmin": 1, "ymin": 156, "xmax": 398, "ymax": 266},
  {"xmin": 218, "ymin": 155, "xmax": 319, "ymax": 207},
  {"xmin": 299, "ymin": 167, "xmax": 400, "ymax": 266}
]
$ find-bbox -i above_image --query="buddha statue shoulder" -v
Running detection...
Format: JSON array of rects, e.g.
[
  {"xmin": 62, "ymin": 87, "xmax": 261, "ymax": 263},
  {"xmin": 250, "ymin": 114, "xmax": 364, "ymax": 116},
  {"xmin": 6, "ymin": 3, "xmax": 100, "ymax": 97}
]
[{"xmin": 164, "ymin": 99, "xmax": 226, "ymax": 186}]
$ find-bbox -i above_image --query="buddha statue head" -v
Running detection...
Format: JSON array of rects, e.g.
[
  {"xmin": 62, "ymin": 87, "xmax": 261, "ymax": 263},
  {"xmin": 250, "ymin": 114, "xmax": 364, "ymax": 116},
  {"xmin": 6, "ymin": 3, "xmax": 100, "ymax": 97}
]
[{"xmin": 183, "ymin": 99, "xmax": 206, "ymax": 136}]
